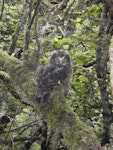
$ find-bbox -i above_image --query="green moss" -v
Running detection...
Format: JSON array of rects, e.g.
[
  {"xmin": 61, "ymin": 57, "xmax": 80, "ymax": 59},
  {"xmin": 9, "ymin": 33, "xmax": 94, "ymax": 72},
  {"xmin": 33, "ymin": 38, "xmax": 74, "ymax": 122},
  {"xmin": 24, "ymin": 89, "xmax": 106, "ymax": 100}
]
[
  {"xmin": 0, "ymin": 50, "xmax": 22, "ymax": 75},
  {"xmin": 36, "ymin": 85, "xmax": 100, "ymax": 149},
  {"xmin": 0, "ymin": 50, "xmax": 36, "ymax": 105},
  {"xmin": 0, "ymin": 71, "xmax": 10, "ymax": 80}
]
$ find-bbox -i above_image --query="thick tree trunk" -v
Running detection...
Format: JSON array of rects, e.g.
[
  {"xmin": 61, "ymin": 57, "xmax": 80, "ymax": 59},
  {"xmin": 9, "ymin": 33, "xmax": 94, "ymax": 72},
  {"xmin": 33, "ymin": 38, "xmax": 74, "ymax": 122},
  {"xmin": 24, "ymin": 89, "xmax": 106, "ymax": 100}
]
[{"xmin": 96, "ymin": 3, "xmax": 113, "ymax": 146}]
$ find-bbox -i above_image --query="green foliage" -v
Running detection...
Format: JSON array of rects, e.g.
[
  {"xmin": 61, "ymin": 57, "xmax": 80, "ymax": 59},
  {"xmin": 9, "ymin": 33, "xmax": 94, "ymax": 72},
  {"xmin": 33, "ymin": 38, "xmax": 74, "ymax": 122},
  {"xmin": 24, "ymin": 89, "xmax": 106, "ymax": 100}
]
[
  {"xmin": 30, "ymin": 142, "xmax": 40, "ymax": 150},
  {"xmin": 0, "ymin": 0, "xmax": 112, "ymax": 149}
]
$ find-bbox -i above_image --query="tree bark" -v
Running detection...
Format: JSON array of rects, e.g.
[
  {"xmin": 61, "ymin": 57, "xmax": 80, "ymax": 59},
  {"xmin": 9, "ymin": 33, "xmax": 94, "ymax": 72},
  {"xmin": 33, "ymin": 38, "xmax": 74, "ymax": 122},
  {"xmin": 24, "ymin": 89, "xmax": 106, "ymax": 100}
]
[{"xmin": 95, "ymin": 4, "xmax": 113, "ymax": 146}]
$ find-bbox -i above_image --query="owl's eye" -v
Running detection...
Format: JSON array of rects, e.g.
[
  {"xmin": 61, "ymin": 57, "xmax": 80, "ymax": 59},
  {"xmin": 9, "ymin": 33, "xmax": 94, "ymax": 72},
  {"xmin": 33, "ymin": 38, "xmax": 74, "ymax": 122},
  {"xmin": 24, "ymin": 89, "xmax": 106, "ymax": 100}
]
[
  {"xmin": 63, "ymin": 57, "xmax": 68, "ymax": 63},
  {"xmin": 55, "ymin": 57, "xmax": 59, "ymax": 63}
]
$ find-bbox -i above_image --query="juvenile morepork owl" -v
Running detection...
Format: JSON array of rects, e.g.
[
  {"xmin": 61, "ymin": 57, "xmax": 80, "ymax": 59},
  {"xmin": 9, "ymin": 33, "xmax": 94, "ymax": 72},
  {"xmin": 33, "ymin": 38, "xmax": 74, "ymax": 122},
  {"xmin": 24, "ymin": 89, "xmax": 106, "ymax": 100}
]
[{"xmin": 34, "ymin": 50, "xmax": 72, "ymax": 103}]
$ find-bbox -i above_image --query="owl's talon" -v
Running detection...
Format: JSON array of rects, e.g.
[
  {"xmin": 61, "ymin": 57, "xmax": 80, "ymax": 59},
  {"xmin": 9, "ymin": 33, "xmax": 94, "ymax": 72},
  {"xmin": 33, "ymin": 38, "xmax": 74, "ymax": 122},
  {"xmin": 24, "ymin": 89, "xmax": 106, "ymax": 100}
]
[{"xmin": 58, "ymin": 80, "xmax": 61, "ymax": 84}]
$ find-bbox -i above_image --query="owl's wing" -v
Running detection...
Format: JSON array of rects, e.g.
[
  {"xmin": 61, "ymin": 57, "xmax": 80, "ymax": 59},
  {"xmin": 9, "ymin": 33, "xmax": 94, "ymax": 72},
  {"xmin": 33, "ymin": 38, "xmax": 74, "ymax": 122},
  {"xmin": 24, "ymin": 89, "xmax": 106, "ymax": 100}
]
[{"xmin": 34, "ymin": 63, "xmax": 56, "ymax": 103}]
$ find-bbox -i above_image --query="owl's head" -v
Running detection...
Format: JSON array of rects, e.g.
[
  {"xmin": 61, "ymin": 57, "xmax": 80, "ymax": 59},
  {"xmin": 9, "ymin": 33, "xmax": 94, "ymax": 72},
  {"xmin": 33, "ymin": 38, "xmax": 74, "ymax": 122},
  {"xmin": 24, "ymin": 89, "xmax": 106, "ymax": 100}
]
[{"xmin": 50, "ymin": 50, "xmax": 71, "ymax": 65}]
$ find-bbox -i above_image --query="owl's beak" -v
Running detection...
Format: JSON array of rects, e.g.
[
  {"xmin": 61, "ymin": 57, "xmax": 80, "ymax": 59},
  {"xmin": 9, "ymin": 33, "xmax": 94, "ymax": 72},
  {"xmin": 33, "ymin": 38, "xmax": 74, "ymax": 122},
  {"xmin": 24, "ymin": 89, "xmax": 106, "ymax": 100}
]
[{"xmin": 59, "ymin": 57, "xmax": 64, "ymax": 64}]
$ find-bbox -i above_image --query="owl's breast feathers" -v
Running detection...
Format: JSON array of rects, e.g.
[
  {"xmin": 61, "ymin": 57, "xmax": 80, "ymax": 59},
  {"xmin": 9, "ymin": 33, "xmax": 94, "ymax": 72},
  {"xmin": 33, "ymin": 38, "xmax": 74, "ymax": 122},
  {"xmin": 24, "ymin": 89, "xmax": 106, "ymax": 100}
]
[{"xmin": 34, "ymin": 63, "xmax": 72, "ymax": 103}]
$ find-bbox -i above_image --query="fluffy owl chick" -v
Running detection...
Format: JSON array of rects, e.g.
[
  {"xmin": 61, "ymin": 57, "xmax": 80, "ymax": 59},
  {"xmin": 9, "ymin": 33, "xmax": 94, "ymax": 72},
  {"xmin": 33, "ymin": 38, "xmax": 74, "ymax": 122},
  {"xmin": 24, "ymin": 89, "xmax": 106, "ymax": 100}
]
[{"xmin": 34, "ymin": 50, "xmax": 72, "ymax": 103}]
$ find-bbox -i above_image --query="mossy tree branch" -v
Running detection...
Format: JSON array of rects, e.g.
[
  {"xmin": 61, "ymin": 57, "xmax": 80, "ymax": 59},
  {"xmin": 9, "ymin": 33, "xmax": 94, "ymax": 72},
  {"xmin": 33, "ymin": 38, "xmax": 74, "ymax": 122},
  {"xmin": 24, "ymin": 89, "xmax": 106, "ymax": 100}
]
[
  {"xmin": 0, "ymin": 49, "xmax": 35, "ymax": 104},
  {"xmin": 36, "ymin": 85, "xmax": 101, "ymax": 150}
]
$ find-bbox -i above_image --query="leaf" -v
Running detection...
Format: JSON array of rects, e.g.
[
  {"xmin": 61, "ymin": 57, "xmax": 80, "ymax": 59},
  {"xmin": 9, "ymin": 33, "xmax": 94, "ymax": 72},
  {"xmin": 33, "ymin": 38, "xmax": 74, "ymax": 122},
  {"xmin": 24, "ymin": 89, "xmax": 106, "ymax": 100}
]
[{"xmin": 78, "ymin": 75, "xmax": 89, "ymax": 82}]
